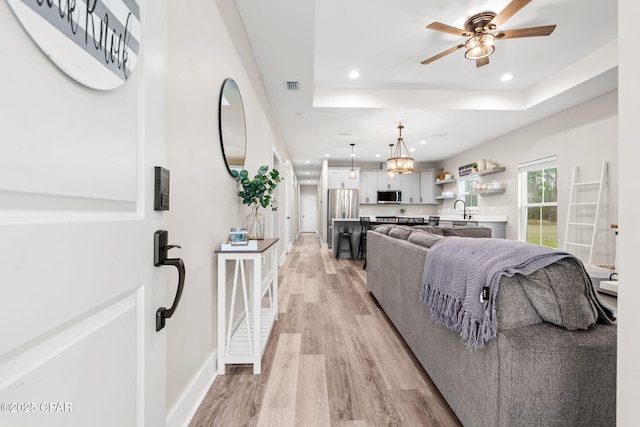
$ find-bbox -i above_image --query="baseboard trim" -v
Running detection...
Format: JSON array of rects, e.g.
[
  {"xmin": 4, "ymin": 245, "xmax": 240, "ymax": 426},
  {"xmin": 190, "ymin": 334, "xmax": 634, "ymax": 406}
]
[{"xmin": 166, "ymin": 350, "xmax": 217, "ymax": 427}]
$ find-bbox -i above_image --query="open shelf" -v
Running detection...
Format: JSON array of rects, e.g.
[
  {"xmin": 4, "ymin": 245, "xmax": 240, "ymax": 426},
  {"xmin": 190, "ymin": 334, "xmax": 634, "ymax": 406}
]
[
  {"xmin": 435, "ymin": 178, "xmax": 457, "ymax": 185},
  {"xmin": 226, "ymin": 309, "xmax": 277, "ymax": 361},
  {"xmin": 472, "ymin": 188, "xmax": 505, "ymax": 196},
  {"xmin": 435, "ymin": 194, "xmax": 457, "ymax": 200},
  {"xmin": 464, "ymin": 167, "xmax": 505, "ymax": 179}
]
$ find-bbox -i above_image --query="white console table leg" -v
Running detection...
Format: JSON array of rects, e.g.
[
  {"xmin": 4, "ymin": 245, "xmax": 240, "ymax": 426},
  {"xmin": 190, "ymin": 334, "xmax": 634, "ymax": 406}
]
[
  {"xmin": 253, "ymin": 255, "xmax": 262, "ymax": 374},
  {"xmin": 217, "ymin": 257, "xmax": 226, "ymax": 375}
]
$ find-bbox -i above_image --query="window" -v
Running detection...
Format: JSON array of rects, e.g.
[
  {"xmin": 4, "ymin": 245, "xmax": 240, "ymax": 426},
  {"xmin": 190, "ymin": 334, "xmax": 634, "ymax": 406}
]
[
  {"xmin": 458, "ymin": 178, "xmax": 478, "ymax": 209},
  {"xmin": 518, "ymin": 156, "xmax": 558, "ymax": 248}
]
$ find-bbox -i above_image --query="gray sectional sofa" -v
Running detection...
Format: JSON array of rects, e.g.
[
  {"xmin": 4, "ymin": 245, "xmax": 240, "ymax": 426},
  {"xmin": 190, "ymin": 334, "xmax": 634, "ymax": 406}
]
[{"xmin": 367, "ymin": 224, "xmax": 616, "ymax": 427}]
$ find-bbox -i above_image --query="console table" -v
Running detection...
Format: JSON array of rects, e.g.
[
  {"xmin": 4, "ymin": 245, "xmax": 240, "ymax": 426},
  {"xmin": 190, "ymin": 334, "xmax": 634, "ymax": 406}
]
[{"xmin": 216, "ymin": 238, "xmax": 279, "ymax": 374}]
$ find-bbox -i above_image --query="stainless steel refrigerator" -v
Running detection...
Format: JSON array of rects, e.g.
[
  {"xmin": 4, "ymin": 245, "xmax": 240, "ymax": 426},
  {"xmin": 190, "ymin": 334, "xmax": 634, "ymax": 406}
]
[{"xmin": 327, "ymin": 188, "xmax": 359, "ymax": 248}]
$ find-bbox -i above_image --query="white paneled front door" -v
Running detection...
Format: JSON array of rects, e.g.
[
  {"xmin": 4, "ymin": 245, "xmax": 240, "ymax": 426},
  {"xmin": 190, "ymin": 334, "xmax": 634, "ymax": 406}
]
[
  {"xmin": 301, "ymin": 195, "xmax": 318, "ymax": 233},
  {"xmin": 0, "ymin": 2, "xmax": 168, "ymax": 427}
]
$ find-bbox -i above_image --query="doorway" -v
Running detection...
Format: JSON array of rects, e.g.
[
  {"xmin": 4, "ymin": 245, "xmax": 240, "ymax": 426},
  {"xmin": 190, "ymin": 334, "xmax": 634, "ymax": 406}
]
[{"xmin": 301, "ymin": 195, "xmax": 318, "ymax": 233}]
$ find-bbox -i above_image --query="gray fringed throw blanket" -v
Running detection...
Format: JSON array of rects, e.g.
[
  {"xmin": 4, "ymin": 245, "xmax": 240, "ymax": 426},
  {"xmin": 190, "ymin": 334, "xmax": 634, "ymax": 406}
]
[{"xmin": 420, "ymin": 237, "xmax": 615, "ymax": 348}]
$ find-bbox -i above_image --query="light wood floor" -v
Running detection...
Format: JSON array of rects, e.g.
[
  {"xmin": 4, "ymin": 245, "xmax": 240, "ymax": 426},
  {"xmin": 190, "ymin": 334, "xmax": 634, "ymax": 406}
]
[{"xmin": 189, "ymin": 233, "xmax": 461, "ymax": 427}]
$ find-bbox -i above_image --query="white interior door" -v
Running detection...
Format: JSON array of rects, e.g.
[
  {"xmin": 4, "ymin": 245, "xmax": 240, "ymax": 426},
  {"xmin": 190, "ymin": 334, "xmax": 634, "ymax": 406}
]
[
  {"xmin": 0, "ymin": 3, "xmax": 167, "ymax": 426},
  {"xmin": 301, "ymin": 195, "xmax": 318, "ymax": 232}
]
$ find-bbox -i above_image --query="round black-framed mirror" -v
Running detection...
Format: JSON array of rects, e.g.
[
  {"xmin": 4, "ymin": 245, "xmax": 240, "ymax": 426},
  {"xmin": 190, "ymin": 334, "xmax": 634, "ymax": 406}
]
[{"xmin": 218, "ymin": 78, "xmax": 247, "ymax": 176}]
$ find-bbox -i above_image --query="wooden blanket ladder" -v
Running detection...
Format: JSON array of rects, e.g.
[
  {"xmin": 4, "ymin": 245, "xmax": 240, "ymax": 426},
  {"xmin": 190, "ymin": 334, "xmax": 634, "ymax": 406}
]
[{"xmin": 563, "ymin": 161, "xmax": 607, "ymax": 264}]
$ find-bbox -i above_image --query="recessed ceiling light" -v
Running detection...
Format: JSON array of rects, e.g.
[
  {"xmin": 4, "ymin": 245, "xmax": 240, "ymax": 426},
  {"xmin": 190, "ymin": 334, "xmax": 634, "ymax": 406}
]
[
  {"xmin": 306, "ymin": 172, "xmax": 310, "ymax": 175},
  {"xmin": 325, "ymin": 153, "xmax": 330, "ymax": 157},
  {"xmin": 420, "ymin": 140, "xmax": 427, "ymax": 145},
  {"xmin": 348, "ymin": 70, "xmax": 360, "ymax": 79},
  {"xmin": 409, "ymin": 148, "xmax": 416, "ymax": 152},
  {"xmin": 375, "ymin": 154, "xmax": 381, "ymax": 158},
  {"xmin": 304, "ymin": 160, "xmax": 310, "ymax": 164},
  {"xmin": 501, "ymin": 73, "xmax": 513, "ymax": 82}
]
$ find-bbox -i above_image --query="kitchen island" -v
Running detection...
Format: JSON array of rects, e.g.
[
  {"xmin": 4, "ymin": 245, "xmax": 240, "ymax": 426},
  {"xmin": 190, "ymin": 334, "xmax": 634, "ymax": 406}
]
[
  {"xmin": 435, "ymin": 215, "xmax": 507, "ymax": 238},
  {"xmin": 330, "ymin": 218, "xmax": 362, "ymax": 258},
  {"xmin": 330, "ymin": 215, "xmax": 508, "ymax": 258}
]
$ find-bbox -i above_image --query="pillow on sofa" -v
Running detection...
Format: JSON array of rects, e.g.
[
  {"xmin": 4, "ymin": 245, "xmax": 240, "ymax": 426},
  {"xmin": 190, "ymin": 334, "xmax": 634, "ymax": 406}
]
[
  {"xmin": 389, "ymin": 227, "xmax": 413, "ymax": 240},
  {"xmin": 407, "ymin": 231, "xmax": 444, "ymax": 248},
  {"xmin": 443, "ymin": 226, "xmax": 492, "ymax": 238}
]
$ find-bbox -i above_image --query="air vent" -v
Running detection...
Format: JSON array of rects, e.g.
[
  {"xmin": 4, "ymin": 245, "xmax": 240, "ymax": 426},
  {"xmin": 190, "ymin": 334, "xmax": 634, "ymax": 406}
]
[{"xmin": 285, "ymin": 81, "xmax": 299, "ymax": 90}]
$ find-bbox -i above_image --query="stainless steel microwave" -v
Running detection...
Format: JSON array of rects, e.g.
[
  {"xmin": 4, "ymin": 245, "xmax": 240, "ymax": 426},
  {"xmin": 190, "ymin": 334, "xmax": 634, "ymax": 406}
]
[{"xmin": 377, "ymin": 190, "xmax": 401, "ymax": 204}]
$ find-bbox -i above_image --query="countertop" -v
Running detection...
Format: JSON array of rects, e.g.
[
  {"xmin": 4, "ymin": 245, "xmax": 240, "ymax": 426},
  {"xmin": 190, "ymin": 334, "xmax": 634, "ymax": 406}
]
[
  {"xmin": 346, "ymin": 215, "xmax": 508, "ymax": 223},
  {"xmin": 436, "ymin": 215, "xmax": 507, "ymax": 223}
]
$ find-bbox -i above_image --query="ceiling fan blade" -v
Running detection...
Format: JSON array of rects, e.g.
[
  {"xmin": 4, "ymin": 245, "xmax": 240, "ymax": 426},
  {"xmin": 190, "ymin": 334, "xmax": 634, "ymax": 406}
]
[
  {"xmin": 496, "ymin": 25, "xmax": 557, "ymax": 39},
  {"xmin": 489, "ymin": 0, "xmax": 532, "ymax": 29},
  {"xmin": 420, "ymin": 44, "xmax": 464, "ymax": 65},
  {"xmin": 426, "ymin": 22, "xmax": 470, "ymax": 37},
  {"xmin": 476, "ymin": 57, "xmax": 490, "ymax": 68}
]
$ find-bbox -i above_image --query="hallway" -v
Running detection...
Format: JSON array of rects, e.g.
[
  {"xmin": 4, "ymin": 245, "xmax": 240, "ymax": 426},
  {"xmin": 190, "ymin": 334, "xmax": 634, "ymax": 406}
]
[{"xmin": 190, "ymin": 233, "xmax": 460, "ymax": 426}]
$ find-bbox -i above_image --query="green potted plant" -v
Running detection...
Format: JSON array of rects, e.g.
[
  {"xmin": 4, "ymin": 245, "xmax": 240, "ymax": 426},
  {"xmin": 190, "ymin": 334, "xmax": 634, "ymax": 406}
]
[
  {"xmin": 231, "ymin": 165, "xmax": 282, "ymax": 239},
  {"xmin": 399, "ymin": 207, "xmax": 406, "ymax": 215},
  {"xmin": 471, "ymin": 162, "xmax": 478, "ymax": 173}
]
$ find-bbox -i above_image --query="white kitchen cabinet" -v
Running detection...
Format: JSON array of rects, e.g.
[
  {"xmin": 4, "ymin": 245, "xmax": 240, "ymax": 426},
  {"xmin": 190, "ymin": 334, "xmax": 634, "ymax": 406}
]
[
  {"xmin": 359, "ymin": 171, "xmax": 378, "ymax": 204},
  {"xmin": 399, "ymin": 173, "xmax": 421, "ymax": 204},
  {"xmin": 328, "ymin": 169, "xmax": 359, "ymax": 189},
  {"xmin": 377, "ymin": 171, "xmax": 401, "ymax": 191},
  {"xmin": 420, "ymin": 170, "xmax": 442, "ymax": 204}
]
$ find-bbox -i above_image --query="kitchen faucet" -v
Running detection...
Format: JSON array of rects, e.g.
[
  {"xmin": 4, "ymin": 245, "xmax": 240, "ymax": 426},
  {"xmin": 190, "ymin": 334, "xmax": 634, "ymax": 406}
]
[{"xmin": 454, "ymin": 199, "xmax": 469, "ymax": 220}]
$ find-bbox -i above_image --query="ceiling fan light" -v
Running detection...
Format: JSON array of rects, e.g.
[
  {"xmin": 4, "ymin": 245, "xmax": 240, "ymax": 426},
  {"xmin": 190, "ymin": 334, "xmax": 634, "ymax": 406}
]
[{"xmin": 464, "ymin": 34, "xmax": 495, "ymax": 60}]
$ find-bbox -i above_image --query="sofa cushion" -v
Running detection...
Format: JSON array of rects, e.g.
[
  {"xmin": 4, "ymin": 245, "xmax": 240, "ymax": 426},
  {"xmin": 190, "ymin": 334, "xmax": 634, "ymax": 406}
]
[
  {"xmin": 443, "ymin": 226, "xmax": 492, "ymax": 238},
  {"xmin": 407, "ymin": 230, "xmax": 445, "ymax": 248},
  {"xmin": 411, "ymin": 225, "xmax": 445, "ymax": 235},
  {"xmin": 388, "ymin": 227, "xmax": 413, "ymax": 240},
  {"xmin": 372, "ymin": 224, "xmax": 392, "ymax": 235}
]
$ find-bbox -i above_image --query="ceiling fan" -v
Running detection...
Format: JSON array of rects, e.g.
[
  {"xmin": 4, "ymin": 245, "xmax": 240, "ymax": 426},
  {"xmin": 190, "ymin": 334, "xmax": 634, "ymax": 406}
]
[{"xmin": 421, "ymin": 0, "xmax": 556, "ymax": 68}]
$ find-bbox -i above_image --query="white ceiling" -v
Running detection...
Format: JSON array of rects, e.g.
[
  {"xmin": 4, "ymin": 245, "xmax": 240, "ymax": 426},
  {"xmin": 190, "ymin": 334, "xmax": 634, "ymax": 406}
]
[{"xmin": 234, "ymin": 0, "xmax": 618, "ymax": 184}]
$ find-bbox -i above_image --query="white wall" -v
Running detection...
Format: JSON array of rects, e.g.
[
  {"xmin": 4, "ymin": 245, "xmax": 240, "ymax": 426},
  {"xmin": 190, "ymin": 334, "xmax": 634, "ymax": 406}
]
[
  {"xmin": 165, "ymin": 0, "xmax": 294, "ymax": 424},
  {"xmin": 438, "ymin": 91, "xmax": 618, "ymax": 265},
  {"xmin": 300, "ymin": 185, "xmax": 318, "ymax": 196},
  {"xmin": 618, "ymin": 0, "xmax": 640, "ymax": 423}
]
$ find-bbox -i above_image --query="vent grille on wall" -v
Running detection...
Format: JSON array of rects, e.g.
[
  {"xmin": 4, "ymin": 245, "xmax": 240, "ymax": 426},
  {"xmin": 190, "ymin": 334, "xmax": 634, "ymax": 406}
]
[{"xmin": 285, "ymin": 81, "xmax": 299, "ymax": 90}]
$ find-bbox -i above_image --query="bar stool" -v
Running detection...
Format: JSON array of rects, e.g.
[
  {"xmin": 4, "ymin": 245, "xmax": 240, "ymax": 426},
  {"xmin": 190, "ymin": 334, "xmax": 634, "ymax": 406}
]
[
  {"xmin": 335, "ymin": 225, "xmax": 354, "ymax": 259},
  {"xmin": 358, "ymin": 217, "xmax": 370, "ymax": 269}
]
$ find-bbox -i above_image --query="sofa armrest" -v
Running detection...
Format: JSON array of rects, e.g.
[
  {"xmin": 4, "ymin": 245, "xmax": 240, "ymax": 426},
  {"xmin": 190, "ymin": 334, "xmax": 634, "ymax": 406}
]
[{"xmin": 497, "ymin": 323, "xmax": 616, "ymax": 427}]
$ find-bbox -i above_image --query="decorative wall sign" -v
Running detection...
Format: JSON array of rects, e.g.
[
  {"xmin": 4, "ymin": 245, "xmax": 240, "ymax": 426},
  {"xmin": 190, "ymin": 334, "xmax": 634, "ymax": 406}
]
[
  {"xmin": 6, "ymin": 0, "xmax": 141, "ymax": 90},
  {"xmin": 459, "ymin": 163, "xmax": 473, "ymax": 177}
]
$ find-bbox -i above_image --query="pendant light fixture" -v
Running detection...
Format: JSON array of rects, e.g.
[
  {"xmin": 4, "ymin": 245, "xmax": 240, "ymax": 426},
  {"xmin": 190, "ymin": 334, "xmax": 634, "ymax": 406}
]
[
  {"xmin": 387, "ymin": 143, "xmax": 396, "ymax": 180},
  {"xmin": 387, "ymin": 122, "xmax": 414, "ymax": 175},
  {"xmin": 349, "ymin": 143, "xmax": 356, "ymax": 179}
]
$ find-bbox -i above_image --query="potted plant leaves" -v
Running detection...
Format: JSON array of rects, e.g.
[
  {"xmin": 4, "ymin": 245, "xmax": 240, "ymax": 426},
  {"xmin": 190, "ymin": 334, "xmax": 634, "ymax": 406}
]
[{"xmin": 230, "ymin": 165, "xmax": 282, "ymax": 239}]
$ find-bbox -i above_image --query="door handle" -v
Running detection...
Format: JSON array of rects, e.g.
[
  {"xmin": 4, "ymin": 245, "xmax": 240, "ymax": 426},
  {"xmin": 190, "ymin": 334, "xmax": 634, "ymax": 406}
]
[{"xmin": 154, "ymin": 230, "xmax": 186, "ymax": 331}]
